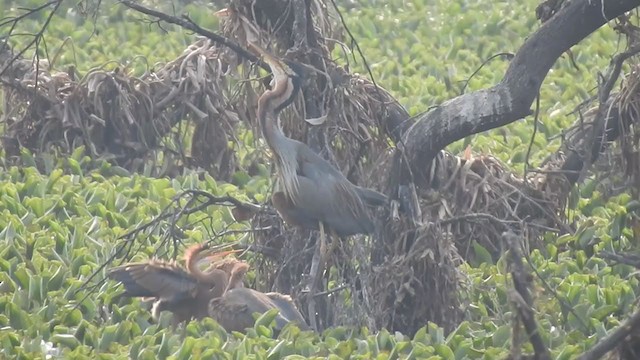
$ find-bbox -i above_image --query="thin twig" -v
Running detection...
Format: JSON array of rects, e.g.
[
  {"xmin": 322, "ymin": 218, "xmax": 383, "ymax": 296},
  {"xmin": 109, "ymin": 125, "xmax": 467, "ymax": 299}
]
[
  {"xmin": 600, "ymin": 250, "xmax": 640, "ymax": 269},
  {"xmin": 119, "ymin": 0, "xmax": 268, "ymax": 70},
  {"xmin": 460, "ymin": 52, "xmax": 515, "ymax": 95},
  {"xmin": 0, "ymin": 1, "xmax": 62, "ymax": 79},
  {"xmin": 524, "ymin": 92, "xmax": 541, "ymax": 182},
  {"xmin": 312, "ymin": 284, "xmax": 348, "ymax": 298},
  {"xmin": 327, "ymin": 0, "xmax": 387, "ymax": 116}
]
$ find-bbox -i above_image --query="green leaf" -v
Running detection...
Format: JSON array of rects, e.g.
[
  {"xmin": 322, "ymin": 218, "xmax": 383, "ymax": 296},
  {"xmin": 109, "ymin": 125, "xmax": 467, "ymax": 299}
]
[
  {"xmin": 434, "ymin": 344, "xmax": 455, "ymax": 359},
  {"xmin": 491, "ymin": 325, "xmax": 511, "ymax": 347},
  {"xmin": 51, "ymin": 334, "xmax": 81, "ymax": 350},
  {"xmin": 98, "ymin": 324, "xmax": 118, "ymax": 352},
  {"xmin": 63, "ymin": 308, "xmax": 83, "ymax": 326},
  {"xmin": 254, "ymin": 308, "xmax": 280, "ymax": 332},
  {"xmin": 67, "ymin": 158, "xmax": 83, "ymax": 176},
  {"xmin": 7, "ymin": 302, "xmax": 31, "ymax": 329},
  {"xmin": 590, "ymin": 305, "xmax": 618, "ymax": 321},
  {"xmin": 472, "ymin": 241, "xmax": 493, "ymax": 264}
]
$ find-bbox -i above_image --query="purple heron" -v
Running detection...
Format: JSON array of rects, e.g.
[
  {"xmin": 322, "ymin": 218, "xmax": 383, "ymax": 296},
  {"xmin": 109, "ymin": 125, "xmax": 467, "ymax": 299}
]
[
  {"xmin": 107, "ymin": 244, "xmax": 233, "ymax": 327},
  {"xmin": 108, "ymin": 244, "xmax": 309, "ymax": 332},
  {"xmin": 249, "ymin": 44, "xmax": 387, "ymax": 329},
  {"xmin": 251, "ymin": 43, "xmax": 388, "ymax": 238},
  {"xmin": 207, "ymin": 260, "xmax": 310, "ymax": 332}
]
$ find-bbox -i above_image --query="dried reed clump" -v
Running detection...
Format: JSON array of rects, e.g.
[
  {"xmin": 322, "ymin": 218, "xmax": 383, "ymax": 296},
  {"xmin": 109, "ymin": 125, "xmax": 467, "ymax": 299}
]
[{"xmin": 1, "ymin": 37, "xmax": 242, "ymax": 179}]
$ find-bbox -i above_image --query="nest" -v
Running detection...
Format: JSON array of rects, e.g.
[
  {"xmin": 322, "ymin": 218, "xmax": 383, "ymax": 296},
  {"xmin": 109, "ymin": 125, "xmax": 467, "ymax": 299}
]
[{"xmin": 616, "ymin": 64, "xmax": 640, "ymax": 196}]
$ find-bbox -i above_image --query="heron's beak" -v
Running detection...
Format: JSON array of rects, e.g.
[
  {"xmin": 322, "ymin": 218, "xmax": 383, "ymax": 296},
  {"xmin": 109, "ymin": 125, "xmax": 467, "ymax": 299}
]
[{"xmin": 247, "ymin": 42, "xmax": 293, "ymax": 83}]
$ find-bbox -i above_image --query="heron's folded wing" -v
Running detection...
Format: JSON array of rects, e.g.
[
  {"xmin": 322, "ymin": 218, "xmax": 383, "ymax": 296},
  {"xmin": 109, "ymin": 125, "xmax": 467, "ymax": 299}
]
[
  {"xmin": 264, "ymin": 292, "xmax": 310, "ymax": 330},
  {"xmin": 295, "ymin": 143, "xmax": 376, "ymax": 235},
  {"xmin": 209, "ymin": 295, "xmax": 252, "ymax": 332},
  {"xmin": 217, "ymin": 289, "xmax": 291, "ymax": 331},
  {"xmin": 108, "ymin": 260, "xmax": 198, "ymax": 299},
  {"xmin": 296, "ymin": 143, "xmax": 347, "ymax": 181}
]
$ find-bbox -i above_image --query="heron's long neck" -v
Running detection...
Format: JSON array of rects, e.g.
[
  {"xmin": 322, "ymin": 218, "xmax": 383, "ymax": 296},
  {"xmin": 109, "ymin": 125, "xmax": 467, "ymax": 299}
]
[
  {"xmin": 207, "ymin": 270, "xmax": 229, "ymax": 298},
  {"xmin": 257, "ymin": 91, "xmax": 300, "ymax": 199},
  {"xmin": 258, "ymin": 96, "xmax": 289, "ymax": 155},
  {"xmin": 187, "ymin": 247, "xmax": 228, "ymax": 292}
]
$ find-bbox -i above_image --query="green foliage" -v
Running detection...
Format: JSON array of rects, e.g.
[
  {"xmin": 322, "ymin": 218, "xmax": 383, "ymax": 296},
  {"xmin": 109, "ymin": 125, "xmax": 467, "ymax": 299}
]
[{"xmin": 2, "ymin": 0, "xmax": 640, "ymax": 358}]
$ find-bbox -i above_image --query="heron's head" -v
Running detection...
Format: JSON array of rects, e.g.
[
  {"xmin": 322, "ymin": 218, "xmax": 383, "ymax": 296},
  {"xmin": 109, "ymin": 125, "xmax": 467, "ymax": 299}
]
[{"xmin": 250, "ymin": 43, "xmax": 303, "ymax": 113}]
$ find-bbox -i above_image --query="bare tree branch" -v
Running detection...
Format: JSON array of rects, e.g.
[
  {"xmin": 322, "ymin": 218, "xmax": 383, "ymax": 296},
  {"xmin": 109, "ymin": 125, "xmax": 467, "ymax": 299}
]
[
  {"xmin": 578, "ymin": 306, "xmax": 640, "ymax": 360},
  {"xmin": 395, "ymin": 0, "xmax": 640, "ymax": 184},
  {"xmin": 564, "ymin": 44, "xmax": 640, "ymax": 184},
  {"xmin": 119, "ymin": 0, "xmax": 268, "ymax": 70},
  {"xmin": 600, "ymin": 250, "xmax": 640, "ymax": 268},
  {"xmin": 504, "ymin": 231, "xmax": 551, "ymax": 360}
]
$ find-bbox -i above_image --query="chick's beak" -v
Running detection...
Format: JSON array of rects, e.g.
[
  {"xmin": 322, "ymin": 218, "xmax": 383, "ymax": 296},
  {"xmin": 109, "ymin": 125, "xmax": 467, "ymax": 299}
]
[
  {"xmin": 194, "ymin": 248, "xmax": 242, "ymax": 270},
  {"xmin": 204, "ymin": 248, "xmax": 243, "ymax": 262}
]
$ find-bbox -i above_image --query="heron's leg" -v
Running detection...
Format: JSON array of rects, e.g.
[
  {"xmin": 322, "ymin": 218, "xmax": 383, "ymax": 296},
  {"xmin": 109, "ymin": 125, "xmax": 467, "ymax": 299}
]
[
  {"xmin": 327, "ymin": 229, "xmax": 340, "ymax": 264},
  {"xmin": 319, "ymin": 221, "xmax": 327, "ymax": 264},
  {"xmin": 307, "ymin": 221, "xmax": 327, "ymax": 332}
]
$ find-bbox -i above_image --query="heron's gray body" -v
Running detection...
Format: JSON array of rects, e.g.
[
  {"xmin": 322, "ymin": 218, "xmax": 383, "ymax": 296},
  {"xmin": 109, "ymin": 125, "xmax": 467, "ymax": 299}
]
[{"xmin": 272, "ymin": 137, "xmax": 386, "ymax": 236}]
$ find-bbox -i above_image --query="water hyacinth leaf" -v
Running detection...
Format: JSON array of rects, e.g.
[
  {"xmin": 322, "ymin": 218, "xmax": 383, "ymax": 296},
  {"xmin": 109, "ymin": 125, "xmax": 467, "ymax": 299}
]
[
  {"xmin": 98, "ymin": 324, "xmax": 119, "ymax": 352},
  {"xmin": 51, "ymin": 334, "xmax": 81, "ymax": 350},
  {"xmin": 334, "ymin": 340, "xmax": 355, "ymax": 358},
  {"xmin": 413, "ymin": 327, "xmax": 428, "ymax": 345},
  {"xmin": 376, "ymin": 328, "xmax": 391, "ymax": 350},
  {"xmin": 267, "ymin": 339, "xmax": 287, "ymax": 360},
  {"xmin": 254, "ymin": 308, "xmax": 280, "ymax": 331},
  {"xmin": 67, "ymin": 158, "xmax": 83, "ymax": 176},
  {"xmin": 577, "ymin": 227, "xmax": 596, "ymax": 247},
  {"xmin": 63, "ymin": 308, "xmax": 83, "ymax": 326},
  {"xmin": 491, "ymin": 325, "xmax": 510, "ymax": 347},
  {"xmin": 7, "ymin": 302, "xmax": 31, "ymax": 329},
  {"xmin": 27, "ymin": 274, "xmax": 43, "ymax": 304},
  {"xmin": 256, "ymin": 324, "xmax": 273, "ymax": 338},
  {"xmin": 433, "ymin": 344, "xmax": 454, "ymax": 359},
  {"xmin": 157, "ymin": 332, "xmax": 171, "ymax": 359},
  {"xmin": 174, "ymin": 336, "xmax": 197, "ymax": 360},
  {"xmin": 388, "ymin": 341, "xmax": 411, "ymax": 360},
  {"xmin": 590, "ymin": 305, "xmax": 618, "ymax": 321},
  {"xmin": 427, "ymin": 323, "xmax": 444, "ymax": 344}
]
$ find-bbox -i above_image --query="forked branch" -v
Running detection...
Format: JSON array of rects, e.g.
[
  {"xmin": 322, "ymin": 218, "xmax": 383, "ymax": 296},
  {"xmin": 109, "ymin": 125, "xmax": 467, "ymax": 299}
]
[{"xmin": 396, "ymin": 0, "xmax": 640, "ymax": 184}]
